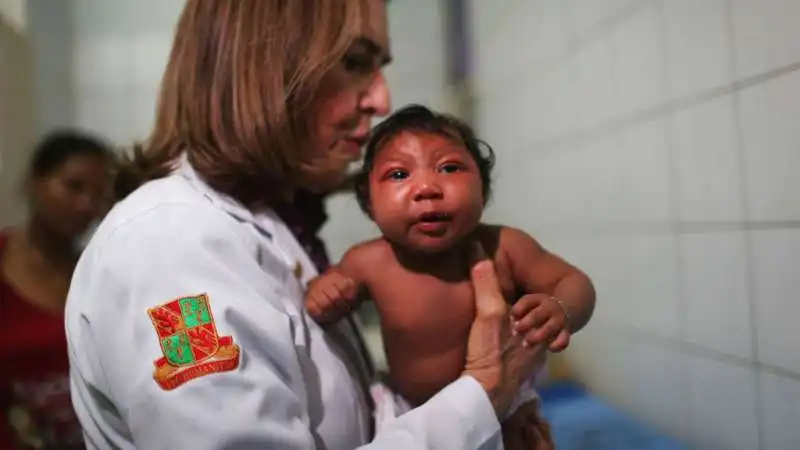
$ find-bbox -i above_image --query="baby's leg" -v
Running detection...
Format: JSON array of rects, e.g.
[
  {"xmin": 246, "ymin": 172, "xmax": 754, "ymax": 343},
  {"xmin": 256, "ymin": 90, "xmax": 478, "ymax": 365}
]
[
  {"xmin": 502, "ymin": 377, "xmax": 555, "ymax": 449},
  {"xmin": 502, "ymin": 416, "xmax": 554, "ymax": 450},
  {"xmin": 505, "ymin": 376, "xmax": 542, "ymax": 419},
  {"xmin": 370, "ymin": 379, "xmax": 413, "ymax": 434}
]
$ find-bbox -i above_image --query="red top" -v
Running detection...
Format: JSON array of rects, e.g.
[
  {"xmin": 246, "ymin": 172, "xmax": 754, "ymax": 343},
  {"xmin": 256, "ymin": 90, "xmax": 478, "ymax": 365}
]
[{"xmin": 0, "ymin": 231, "xmax": 84, "ymax": 449}]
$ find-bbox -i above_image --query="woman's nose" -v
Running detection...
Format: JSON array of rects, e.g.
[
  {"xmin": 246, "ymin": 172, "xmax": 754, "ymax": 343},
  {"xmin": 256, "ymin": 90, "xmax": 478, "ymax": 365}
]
[
  {"xmin": 360, "ymin": 71, "xmax": 391, "ymax": 117},
  {"xmin": 73, "ymin": 192, "xmax": 99, "ymax": 218}
]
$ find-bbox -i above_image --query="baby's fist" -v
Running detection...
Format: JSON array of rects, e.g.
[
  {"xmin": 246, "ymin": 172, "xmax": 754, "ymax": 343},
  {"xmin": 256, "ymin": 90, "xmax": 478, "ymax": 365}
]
[
  {"xmin": 511, "ymin": 293, "xmax": 571, "ymax": 352},
  {"xmin": 305, "ymin": 268, "xmax": 360, "ymax": 324}
]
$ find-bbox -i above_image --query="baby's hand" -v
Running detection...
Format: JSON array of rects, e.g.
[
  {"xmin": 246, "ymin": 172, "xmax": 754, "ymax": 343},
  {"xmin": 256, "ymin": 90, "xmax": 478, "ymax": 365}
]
[
  {"xmin": 305, "ymin": 268, "xmax": 360, "ymax": 324},
  {"xmin": 510, "ymin": 293, "xmax": 571, "ymax": 352}
]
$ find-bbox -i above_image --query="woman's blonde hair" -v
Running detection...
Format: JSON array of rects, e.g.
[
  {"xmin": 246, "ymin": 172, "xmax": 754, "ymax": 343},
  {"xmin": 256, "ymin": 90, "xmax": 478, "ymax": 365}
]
[{"xmin": 115, "ymin": 0, "xmax": 368, "ymax": 207}]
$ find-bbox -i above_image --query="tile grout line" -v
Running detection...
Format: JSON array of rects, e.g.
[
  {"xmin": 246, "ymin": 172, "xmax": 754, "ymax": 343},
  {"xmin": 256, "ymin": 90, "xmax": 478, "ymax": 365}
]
[
  {"xmin": 509, "ymin": 58, "xmax": 800, "ymax": 162},
  {"xmin": 655, "ymin": 0, "xmax": 692, "ymax": 438},
  {"xmin": 477, "ymin": 0, "xmax": 651, "ymax": 102},
  {"xmin": 725, "ymin": 1, "xmax": 766, "ymax": 449},
  {"xmin": 523, "ymin": 220, "xmax": 800, "ymax": 238},
  {"xmin": 590, "ymin": 322, "xmax": 800, "ymax": 383}
]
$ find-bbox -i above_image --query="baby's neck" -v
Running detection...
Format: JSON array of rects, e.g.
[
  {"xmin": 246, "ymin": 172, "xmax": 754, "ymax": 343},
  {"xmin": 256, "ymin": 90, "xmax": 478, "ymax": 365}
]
[{"xmin": 390, "ymin": 240, "xmax": 472, "ymax": 282}]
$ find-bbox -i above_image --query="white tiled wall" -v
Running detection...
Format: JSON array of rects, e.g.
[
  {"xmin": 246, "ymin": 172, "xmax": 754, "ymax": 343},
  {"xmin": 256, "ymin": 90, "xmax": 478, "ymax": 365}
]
[
  {"xmin": 71, "ymin": 0, "xmax": 183, "ymax": 144},
  {"xmin": 27, "ymin": 0, "xmax": 185, "ymax": 140},
  {"xmin": 0, "ymin": 0, "xmax": 25, "ymax": 32},
  {"xmin": 470, "ymin": 1, "xmax": 799, "ymax": 449},
  {"xmin": 28, "ymin": 0, "xmax": 76, "ymax": 135},
  {"xmin": 0, "ymin": 18, "xmax": 34, "ymax": 226}
]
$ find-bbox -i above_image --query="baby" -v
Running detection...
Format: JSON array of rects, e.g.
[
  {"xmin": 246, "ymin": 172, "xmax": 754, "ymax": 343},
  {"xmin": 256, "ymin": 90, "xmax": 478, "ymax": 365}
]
[{"xmin": 306, "ymin": 105, "xmax": 594, "ymax": 448}]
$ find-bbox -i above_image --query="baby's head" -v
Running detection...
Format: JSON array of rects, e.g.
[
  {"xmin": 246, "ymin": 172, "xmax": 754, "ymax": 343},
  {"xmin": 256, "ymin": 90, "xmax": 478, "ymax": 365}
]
[{"xmin": 355, "ymin": 104, "xmax": 495, "ymax": 253}]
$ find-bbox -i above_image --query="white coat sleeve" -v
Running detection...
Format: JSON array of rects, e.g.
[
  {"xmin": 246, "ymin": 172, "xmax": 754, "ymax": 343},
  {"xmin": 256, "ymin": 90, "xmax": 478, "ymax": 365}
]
[
  {"xmin": 89, "ymin": 203, "xmax": 503, "ymax": 450},
  {"xmin": 362, "ymin": 376, "xmax": 503, "ymax": 449}
]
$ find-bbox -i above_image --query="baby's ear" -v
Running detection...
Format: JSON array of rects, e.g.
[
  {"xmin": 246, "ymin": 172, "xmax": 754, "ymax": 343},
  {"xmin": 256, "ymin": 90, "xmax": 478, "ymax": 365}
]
[
  {"xmin": 353, "ymin": 172, "xmax": 374, "ymax": 219},
  {"xmin": 365, "ymin": 203, "xmax": 374, "ymax": 221}
]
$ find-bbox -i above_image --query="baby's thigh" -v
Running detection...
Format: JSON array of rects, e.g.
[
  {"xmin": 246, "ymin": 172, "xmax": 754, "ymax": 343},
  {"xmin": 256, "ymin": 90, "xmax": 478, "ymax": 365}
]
[{"xmin": 502, "ymin": 418, "xmax": 555, "ymax": 450}]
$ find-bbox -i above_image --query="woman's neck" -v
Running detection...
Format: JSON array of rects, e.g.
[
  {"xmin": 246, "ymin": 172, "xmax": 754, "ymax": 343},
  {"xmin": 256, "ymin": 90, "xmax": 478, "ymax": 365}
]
[{"xmin": 23, "ymin": 217, "xmax": 77, "ymax": 269}]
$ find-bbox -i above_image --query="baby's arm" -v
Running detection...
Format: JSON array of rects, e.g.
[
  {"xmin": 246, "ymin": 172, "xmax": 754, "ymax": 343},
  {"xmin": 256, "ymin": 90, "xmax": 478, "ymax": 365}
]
[
  {"xmin": 497, "ymin": 226, "xmax": 596, "ymax": 348},
  {"xmin": 305, "ymin": 241, "xmax": 375, "ymax": 324}
]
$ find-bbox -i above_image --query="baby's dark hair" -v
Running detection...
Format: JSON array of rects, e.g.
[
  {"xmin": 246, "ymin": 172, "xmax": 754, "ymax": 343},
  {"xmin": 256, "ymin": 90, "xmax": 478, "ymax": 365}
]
[
  {"xmin": 28, "ymin": 130, "xmax": 115, "ymax": 178},
  {"xmin": 354, "ymin": 104, "xmax": 495, "ymax": 216}
]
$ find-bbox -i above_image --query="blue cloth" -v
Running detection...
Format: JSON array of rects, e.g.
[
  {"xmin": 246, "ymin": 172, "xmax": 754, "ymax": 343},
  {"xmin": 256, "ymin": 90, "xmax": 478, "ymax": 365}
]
[{"xmin": 539, "ymin": 382, "xmax": 690, "ymax": 450}]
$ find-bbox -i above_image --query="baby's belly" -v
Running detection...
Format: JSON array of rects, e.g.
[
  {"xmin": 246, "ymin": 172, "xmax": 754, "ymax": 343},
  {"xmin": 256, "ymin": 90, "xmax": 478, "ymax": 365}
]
[{"xmin": 382, "ymin": 333, "xmax": 467, "ymax": 407}]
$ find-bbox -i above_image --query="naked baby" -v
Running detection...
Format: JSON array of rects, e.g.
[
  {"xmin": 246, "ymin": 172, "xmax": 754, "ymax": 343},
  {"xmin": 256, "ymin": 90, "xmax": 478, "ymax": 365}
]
[{"xmin": 305, "ymin": 105, "xmax": 596, "ymax": 449}]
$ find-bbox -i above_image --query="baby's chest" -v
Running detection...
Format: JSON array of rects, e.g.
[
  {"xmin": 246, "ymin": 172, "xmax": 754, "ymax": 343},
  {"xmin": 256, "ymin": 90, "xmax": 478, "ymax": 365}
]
[
  {"xmin": 365, "ymin": 255, "xmax": 521, "ymax": 335},
  {"xmin": 369, "ymin": 275, "xmax": 476, "ymax": 335}
]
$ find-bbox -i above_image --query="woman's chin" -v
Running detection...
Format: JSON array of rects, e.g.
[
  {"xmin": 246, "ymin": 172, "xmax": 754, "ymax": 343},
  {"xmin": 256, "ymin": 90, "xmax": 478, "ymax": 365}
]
[{"xmin": 300, "ymin": 170, "xmax": 349, "ymax": 194}]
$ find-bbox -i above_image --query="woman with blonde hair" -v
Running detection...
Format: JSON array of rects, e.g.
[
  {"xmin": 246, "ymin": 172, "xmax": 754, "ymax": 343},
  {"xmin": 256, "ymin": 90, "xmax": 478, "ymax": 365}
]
[{"xmin": 66, "ymin": 1, "xmax": 552, "ymax": 448}]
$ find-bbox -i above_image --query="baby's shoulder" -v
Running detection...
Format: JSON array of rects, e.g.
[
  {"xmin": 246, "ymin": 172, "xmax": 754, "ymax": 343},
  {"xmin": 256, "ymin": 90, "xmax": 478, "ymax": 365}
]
[
  {"xmin": 344, "ymin": 237, "xmax": 391, "ymax": 260},
  {"xmin": 475, "ymin": 223, "xmax": 522, "ymax": 258},
  {"xmin": 476, "ymin": 223, "xmax": 542, "ymax": 268},
  {"xmin": 340, "ymin": 238, "xmax": 395, "ymax": 277},
  {"xmin": 476, "ymin": 224, "xmax": 535, "ymax": 252}
]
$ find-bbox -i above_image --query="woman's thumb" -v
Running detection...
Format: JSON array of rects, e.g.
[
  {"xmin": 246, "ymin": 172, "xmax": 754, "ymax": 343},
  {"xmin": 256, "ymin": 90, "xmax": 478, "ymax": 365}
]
[{"xmin": 470, "ymin": 241, "xmax": 507, "ymax": 318}]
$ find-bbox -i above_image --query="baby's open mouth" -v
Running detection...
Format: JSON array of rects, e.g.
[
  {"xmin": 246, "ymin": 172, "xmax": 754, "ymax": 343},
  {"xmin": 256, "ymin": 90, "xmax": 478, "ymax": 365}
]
[{"xmin": 417, "ymin": 211, "xmax": 452, "ymax": 223}]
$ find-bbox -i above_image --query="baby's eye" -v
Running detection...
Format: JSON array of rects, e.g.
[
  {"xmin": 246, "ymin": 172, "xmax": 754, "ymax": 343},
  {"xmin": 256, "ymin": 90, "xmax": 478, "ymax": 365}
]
[
  {"xmin": 439, "ymin": 163, "xmax": 463, "ymax": 174},
  {"xmin": 387, "ymin": 169, "xmax": 408, "ymax": 180}
]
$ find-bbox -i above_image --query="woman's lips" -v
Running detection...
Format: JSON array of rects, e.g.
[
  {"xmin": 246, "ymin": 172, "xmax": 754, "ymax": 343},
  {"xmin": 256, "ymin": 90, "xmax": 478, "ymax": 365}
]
[
  {"xmin": 339, "ymin": 137, "xmax": 367, "ymax": 158},
  {"xmin": 343, "ymin": 139, "xmax": 363, "ymax": 157}
]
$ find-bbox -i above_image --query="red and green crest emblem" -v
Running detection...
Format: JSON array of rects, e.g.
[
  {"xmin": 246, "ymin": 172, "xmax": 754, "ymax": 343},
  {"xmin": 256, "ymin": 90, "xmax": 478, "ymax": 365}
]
[{"xmin": 147, "ymin": 294, "xmax": 240, "ymax": 390}]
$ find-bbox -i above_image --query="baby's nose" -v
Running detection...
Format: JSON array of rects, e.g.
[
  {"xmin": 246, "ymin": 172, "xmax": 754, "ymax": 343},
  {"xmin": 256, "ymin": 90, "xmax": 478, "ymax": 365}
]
[{"xmin": 412, "ymin": 180, "xmax": 444, "ymax": 202}]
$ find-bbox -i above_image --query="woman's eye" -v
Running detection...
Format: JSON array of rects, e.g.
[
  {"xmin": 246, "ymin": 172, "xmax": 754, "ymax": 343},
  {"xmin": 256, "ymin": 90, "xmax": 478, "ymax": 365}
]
[
  {"xmin": 387, "ymin": 169, "xmax": 408, "ymax": 180},
  {"xmin": 439, "ymin": 163, "xmax": 463, "ymax": 174},
  {"xmin": 343, "ymin": 54, "xmax": 374, "ymax": 73},
  {"xmin": 64, "ymin": 178, "xmax": 86, "ymax": 193}
]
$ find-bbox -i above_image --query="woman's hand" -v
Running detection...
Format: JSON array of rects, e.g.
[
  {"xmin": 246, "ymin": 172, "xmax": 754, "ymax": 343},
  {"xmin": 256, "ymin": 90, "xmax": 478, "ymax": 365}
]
[{"xmin": 462, "ymin": 242, "xmax": 548, "ymax": 416}]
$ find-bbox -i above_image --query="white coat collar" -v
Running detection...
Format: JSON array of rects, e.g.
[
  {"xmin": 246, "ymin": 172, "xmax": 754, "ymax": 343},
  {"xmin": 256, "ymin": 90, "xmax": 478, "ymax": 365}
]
[{"xmin": 174, "ymin": 155, "xmax": 278, "ymax": 239}]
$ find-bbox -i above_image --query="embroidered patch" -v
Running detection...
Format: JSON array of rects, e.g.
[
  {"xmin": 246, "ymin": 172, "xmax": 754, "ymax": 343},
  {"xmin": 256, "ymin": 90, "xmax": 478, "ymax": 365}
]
[{"xmin": 147, "ymin": 294, "xmax": 240, "ymax": 390}]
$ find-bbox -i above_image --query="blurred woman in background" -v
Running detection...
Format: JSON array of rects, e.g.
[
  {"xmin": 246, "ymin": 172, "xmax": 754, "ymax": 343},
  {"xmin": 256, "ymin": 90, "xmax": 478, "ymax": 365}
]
[{"xmin": 0, "ymin": 130, "xmax": 115, "ymax": 449}]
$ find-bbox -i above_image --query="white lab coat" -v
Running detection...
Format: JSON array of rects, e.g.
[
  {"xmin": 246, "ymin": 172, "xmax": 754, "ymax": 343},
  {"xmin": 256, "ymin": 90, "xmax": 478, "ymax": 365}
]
[{"xmin": 65, "ymin": 159, "xmax": 503, "ymax": 450}]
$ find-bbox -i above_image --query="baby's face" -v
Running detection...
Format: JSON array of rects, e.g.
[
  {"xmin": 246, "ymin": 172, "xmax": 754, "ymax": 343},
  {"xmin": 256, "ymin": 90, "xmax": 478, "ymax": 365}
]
[{"xmin": 367, "ymin": 130, "xmax": 484, "ymax": 253}]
